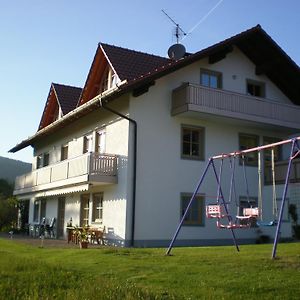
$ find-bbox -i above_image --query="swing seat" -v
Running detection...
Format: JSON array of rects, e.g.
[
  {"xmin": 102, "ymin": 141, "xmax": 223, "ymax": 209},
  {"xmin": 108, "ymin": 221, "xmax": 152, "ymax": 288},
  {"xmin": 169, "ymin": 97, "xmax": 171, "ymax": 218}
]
[
  {"xmin": 235, "ymin": 207, "xmax": 260, "ymax": 221},
  {"xmin": 206, "ymin": 205, "xmax": 227, "ymax": 219},
  {"xmin": 216, "ymin": 220, "xmax": 250, "ymax": 229},
  {"xmin": 243, "ymin": 207, "xmax": 260, "ymax": 218},
  {"xmin": 256, "ymin": 220, "xmax": 277, "ymax": 227}
]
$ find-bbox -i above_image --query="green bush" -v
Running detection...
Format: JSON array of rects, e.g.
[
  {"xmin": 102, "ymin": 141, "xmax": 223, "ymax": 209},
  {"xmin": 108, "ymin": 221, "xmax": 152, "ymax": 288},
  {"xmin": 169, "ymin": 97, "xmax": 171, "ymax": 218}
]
[{"xmin": 0, "ymin": 196, "xmax": 18, "ymax": 231}]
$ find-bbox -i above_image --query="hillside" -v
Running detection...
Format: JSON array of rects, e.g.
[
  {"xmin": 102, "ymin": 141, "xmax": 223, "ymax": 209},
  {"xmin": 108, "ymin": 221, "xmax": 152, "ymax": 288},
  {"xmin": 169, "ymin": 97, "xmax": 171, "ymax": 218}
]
[{"xmin": 0, "ymin": 156, "xmax": 31, "ymax": 183}]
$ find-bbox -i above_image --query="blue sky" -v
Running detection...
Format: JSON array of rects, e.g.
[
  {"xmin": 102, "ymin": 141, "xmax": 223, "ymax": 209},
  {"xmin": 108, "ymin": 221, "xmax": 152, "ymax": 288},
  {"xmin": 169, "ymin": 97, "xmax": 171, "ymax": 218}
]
[{"xmin": 1, "ymin": 0, "xmax": 300, "ymax": 163}]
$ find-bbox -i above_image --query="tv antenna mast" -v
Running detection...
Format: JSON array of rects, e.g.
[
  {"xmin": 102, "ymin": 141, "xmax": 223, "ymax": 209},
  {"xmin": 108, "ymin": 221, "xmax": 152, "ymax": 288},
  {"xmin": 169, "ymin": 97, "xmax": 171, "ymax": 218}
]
[{"xmin": 162, "ymin": 9, "xmax": 187, "ymax": 44}]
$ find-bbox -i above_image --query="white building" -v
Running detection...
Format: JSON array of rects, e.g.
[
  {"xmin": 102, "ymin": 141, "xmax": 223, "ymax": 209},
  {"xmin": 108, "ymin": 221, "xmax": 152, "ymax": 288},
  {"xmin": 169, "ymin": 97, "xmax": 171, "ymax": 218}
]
[{"xmin": 11, "ymin": 25, "xmax": 300, "ymax": 247}]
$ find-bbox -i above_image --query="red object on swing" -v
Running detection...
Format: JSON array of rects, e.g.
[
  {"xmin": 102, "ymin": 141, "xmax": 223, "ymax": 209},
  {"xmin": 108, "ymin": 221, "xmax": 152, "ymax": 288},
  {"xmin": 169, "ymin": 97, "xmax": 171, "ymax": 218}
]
[
  {"xmin": 206, "ymin": 205, "xmax": 228, "ymax": 219},
  {"xmin": 235, "ymin": 207, "xmax": 260, "ymax": 220}
]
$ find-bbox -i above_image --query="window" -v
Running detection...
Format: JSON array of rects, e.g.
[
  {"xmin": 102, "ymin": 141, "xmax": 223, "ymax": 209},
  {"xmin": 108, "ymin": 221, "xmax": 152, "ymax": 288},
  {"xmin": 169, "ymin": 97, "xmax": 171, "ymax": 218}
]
[
  {"xmin": 200, "ymin": 69, "xmax": 222, "ymax": 89},
  {"xmin": 61, "ymin": 144, "xmax": 68, "ymax": 161},
  {"xmin": 36, "ymin": 153, "xmax": 50, "ymax": 168},
  {"xmin": 181, "ymin": 126, "xmax": 205, "ymax": 160},
  {"xmin": 263, "ymin": 137, "xmax": 282, "ymax": 162},
  {"xmin": 95, "ymin": 130, "xmax": 106, "ymax": 154},
  {"xmin": 181, "ymin": 194, "xmax": 205, "ymax": 225},
  {"xmin": 43, "ymin": 153, "xmax": 50, "ymax": 167},
  {"xmin": 33, "ymin": 200, "xmax": 40, "ymax": 223},
  {"xmin": 83, "ymin": 135, "xmax": 93, "ymax": 154},
  {"xmin": 246, "ymin": 79, "xmax": 265, "ymax": 97},
  {"xmin": 99, "ymin": 66, "xmax": 116, "ymax": 93},
  {"xmin": 80, "ymin": 194, "xmax": 90, "ymax": 227},
  {"xmin": 239, "ymin": 133, "xmax": 259, "ymax": 166},
  {"xmin": 40, "ymin": 199, "xmax": 46, "ymax": 222},
  {"xmin": 92, "ymin": 193, "xmax": 103, "ymax": 223},
  {"xmin": 36, "ymin": 155, "xmax": 43, "ymax": 169},
  {"xmin": 239, "ymin": 197, "xmax": 258, "ymax": 227}
]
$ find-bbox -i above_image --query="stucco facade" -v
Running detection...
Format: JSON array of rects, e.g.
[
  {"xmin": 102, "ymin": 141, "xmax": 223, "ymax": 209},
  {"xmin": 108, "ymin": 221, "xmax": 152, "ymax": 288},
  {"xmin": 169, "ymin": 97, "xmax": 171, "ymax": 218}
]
[
  {"xmin": 12, "ymin": 26, "xmax": 300, "ymax": 247},
  {"xmin": 128, "ymin": 47, "xmax": 294, "ymax": 246}
]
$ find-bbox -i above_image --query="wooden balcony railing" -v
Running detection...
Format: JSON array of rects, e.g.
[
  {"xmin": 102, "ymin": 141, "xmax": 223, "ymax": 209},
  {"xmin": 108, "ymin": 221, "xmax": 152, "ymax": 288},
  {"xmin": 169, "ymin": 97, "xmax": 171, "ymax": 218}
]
[
  {"xmin": 14, "ymin": 153, "xmax": 118, "ymax": 191},
  {"xmin": 172, "ymin": 83, "xmax": 300, "ymax": 130}
]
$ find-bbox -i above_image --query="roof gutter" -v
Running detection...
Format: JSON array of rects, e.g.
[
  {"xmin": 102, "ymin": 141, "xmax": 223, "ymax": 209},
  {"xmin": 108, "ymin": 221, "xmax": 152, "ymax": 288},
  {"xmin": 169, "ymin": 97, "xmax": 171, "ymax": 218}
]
[
  {"xmin": 9, "ymin": 81, "xmax": 127, "ymax": 153},
  {"xmin": 99, "ymin": 97, "xmax": 137, "ymax": 248}
]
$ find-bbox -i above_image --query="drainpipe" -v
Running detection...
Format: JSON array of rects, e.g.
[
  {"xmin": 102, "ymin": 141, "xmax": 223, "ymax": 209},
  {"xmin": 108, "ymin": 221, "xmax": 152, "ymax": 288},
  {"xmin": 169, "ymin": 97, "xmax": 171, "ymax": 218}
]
[{"xmin": 99, "ymin": 99, "xmax": 137, "ymax": 247}]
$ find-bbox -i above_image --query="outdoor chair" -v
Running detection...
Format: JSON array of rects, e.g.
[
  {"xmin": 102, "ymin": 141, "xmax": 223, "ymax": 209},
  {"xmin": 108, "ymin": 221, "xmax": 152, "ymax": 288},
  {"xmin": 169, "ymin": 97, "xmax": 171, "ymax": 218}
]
[
  {"xmin": 45, "ymin": 217, "xmax": 56, "ymax": 238},
  {"xmin": 89, "ymin": 226, "xmax": 105, "ymax": 245}
]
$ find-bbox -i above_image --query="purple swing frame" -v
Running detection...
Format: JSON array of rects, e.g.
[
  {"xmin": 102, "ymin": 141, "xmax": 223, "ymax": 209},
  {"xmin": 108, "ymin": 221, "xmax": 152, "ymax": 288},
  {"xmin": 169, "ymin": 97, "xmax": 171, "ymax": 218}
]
[{"xmin": 166, "ymin": 137, "xmax": 300, "ymax": 259}]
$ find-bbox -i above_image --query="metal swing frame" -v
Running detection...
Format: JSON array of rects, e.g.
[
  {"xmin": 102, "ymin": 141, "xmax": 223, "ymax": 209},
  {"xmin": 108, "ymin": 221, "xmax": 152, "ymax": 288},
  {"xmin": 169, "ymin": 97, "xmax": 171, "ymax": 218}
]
[
  {"xmin": 256, "ymin": 148, "xmax": 278, "ymax": 227},
  {"xmin": 166, "ymin": 137, "xmax": 300, "ymax": 259},
  {"xmin": 205, "ymin": 155, "xmax": 257, "ymax": 229}
]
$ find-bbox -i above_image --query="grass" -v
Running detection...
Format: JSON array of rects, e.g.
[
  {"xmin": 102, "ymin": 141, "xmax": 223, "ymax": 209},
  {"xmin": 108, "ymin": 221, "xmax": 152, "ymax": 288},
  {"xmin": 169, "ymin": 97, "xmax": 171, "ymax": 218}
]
[{"xmin": 0, "ymin": 239, "xmax": 300, "ymax": 299}]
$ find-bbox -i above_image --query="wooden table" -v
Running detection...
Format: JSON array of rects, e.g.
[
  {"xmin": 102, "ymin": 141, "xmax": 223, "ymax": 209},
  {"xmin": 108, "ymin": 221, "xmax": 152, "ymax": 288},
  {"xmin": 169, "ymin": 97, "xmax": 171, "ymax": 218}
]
[{"xmin": 66, "ymin": 226, "xmax": 105, "ymax": 244}]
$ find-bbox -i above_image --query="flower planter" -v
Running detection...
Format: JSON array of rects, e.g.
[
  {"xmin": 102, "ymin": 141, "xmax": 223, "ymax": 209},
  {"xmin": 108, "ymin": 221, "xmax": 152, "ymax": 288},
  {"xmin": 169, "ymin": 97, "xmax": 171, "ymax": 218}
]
[{"xmin": 80, "ymin": 241, "xmax": 88, "ymax": 249}]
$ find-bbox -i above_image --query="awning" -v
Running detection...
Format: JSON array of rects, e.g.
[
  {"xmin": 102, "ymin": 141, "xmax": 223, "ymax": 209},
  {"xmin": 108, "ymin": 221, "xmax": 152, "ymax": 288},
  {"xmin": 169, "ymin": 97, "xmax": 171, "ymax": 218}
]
[{"xmin": 35, "ymin": 184, "xmax": 90, "ymax": 198}]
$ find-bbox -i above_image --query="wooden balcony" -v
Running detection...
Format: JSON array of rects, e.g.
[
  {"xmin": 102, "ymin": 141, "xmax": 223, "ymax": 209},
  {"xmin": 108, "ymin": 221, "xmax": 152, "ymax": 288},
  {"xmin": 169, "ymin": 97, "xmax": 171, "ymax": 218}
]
[
  {"xmin": 14, "ymin": 153, "xmax": 118, "ymax": 196},
  {"xmin": 172, "ymin": 83, "xmax": 300, "ymax": 131}
]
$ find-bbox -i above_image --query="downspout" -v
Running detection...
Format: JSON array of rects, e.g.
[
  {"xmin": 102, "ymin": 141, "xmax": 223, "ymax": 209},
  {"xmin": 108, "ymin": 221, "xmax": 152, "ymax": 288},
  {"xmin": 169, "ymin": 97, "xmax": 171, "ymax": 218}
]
[{"xmin": 99, "ymin": 98, "xmax": 137, "ymax": 247}]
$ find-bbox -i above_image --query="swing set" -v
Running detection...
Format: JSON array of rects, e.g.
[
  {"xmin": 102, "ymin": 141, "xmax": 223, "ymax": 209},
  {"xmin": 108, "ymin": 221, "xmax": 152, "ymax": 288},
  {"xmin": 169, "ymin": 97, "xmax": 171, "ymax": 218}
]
[{"xmin": 166, "ymin": 137, "xmax": 300, "ymax": 259}]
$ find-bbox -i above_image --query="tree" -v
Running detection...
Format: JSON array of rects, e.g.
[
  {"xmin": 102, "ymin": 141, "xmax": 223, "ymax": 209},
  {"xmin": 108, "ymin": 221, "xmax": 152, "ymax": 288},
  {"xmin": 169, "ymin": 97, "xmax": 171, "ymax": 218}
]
[
  {"xmin": 0, "ymin": 179, "xmax": 13, "ymax": 198},
  {"xmin": 0, "ymin": 179, "xmax": 17, "ymax": 231}
]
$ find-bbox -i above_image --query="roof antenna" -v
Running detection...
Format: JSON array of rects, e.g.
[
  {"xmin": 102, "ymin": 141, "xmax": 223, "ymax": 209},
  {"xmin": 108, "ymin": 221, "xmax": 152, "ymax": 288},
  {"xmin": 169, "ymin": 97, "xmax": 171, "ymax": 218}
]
[{"xmin": 162, "ymin": 9, "xmax": 187, "ymax": 60}]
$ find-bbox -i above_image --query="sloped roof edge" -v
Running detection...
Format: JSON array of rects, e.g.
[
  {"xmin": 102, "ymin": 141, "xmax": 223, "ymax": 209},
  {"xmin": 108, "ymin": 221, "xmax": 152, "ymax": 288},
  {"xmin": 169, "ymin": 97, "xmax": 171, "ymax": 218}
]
[
  {"xmin": 9, "ymin": 25, "xmax": 300, "ymax": 152},
  {"xmin": 119, "ymin": 24, "xmax": 300, "ymax": 103}
]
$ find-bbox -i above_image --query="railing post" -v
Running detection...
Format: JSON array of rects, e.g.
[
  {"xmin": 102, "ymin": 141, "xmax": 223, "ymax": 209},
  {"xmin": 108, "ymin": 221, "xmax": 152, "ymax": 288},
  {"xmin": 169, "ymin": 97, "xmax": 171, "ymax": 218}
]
[
  {"xmin": 65, "ymin": 161, "xmax": 68, "ymax": 179},
  {"xmin": 87, "ymin": 152, "xmax": 92, "ymax": 175},
  {"xmin": 50, "ymin": 167, "xmax": 52, "ymax": 183}
]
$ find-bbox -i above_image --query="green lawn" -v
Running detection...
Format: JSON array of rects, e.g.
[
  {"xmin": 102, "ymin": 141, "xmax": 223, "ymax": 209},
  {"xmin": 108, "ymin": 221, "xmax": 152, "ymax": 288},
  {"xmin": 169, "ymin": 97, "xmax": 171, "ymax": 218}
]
[{"xmin": 0, "ymin": 239, "xmax": 299, "ymax": 299}]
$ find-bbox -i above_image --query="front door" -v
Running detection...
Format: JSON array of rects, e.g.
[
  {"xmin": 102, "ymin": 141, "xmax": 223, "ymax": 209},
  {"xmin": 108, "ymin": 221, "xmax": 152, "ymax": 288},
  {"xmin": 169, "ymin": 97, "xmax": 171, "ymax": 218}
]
[{"xmin": 57, "ymin": 197, "xmax": 65, "ymax": 238}]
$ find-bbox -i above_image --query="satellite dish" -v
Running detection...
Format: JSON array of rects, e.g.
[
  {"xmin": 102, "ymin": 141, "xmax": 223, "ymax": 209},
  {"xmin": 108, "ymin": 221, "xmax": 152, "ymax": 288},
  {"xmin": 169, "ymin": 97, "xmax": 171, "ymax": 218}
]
[{"xmin": 168, "ymin": 43, "xmax": 186, "ymax": 60}]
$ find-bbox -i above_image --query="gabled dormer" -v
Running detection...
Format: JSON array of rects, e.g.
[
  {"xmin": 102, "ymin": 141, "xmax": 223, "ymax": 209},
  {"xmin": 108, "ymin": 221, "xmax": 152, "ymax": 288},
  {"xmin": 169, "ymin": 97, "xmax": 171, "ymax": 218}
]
[
  {"xmin": 38, "ymin": 83, "xmax": 82, "ymax": 131},
  {"xmin": 78, "ymin": 43, "xmax": 169, "ymax": 106}
]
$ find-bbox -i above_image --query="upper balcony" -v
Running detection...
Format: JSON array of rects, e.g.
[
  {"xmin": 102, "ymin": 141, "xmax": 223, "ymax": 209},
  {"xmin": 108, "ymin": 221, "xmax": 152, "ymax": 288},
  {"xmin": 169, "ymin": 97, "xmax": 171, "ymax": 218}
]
[
  {"xmin": 14, "ymin": 153, "xmax": 118, "ymax": 196},
  {"xmin": 172, "ymin": 83, "xmax": 300, "ymax": 131}
]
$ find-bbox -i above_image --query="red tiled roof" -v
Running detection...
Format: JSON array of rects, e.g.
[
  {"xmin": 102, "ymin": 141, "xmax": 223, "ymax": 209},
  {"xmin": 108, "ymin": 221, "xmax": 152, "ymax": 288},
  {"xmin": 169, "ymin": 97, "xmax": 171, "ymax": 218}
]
[
  {"xmin": 38, "ymin": 83, "xmax": 82, "ymax": 130},
  {"xmin": 100, "ymin": 43, "xmax": 170, "ymax": 81},
  {"xmin": 9, "ymin": 25, "xmax": 300, "ymax": 153},
  {"xmin": 52, "ymin": 83, "xmax": 82, "ymax": 115}
]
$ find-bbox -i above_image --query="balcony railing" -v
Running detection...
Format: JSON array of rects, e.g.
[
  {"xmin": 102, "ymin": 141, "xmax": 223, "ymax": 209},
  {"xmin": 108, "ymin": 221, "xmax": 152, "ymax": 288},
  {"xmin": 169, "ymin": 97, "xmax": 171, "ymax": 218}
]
[
  {"xmin": 172, "ymin": 83, "xmax": 300, "ymax": 130},
  {"xmin": 14, "ymin": 152, "xmax": 118, "ymax": 193}
]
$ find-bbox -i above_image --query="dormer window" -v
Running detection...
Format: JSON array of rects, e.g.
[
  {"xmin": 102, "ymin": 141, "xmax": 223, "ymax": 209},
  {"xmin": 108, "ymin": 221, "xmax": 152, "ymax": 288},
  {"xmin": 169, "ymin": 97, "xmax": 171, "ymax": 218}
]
[
  {"xmin": 52, "ymin": 105, "xmax": 63, "ymax": 122},
  {"xmin": 99, "ymin": 66, "xmax": 117, "ymax": 93}
]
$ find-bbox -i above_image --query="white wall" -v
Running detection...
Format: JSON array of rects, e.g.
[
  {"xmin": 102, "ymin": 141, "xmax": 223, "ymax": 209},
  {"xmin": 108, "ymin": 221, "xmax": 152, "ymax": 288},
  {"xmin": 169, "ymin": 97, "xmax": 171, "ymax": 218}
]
[
  {"xmin": 169, "ymin": 46, "xmax": 291, "ymax": 104},
  {"xmin": 32, "ymin": 98, "xmax": 129, "ymax": 169},
  {"xmin": 129, "ymin": 47, "xmax": 293, "ymax": 245},
  {"xmin": 28, "ymin": 97, "xmax": 131, "ymax": 243},
  {"xmin": 46, "ymin": 197, "xmax": 58, "ymax": 220}
]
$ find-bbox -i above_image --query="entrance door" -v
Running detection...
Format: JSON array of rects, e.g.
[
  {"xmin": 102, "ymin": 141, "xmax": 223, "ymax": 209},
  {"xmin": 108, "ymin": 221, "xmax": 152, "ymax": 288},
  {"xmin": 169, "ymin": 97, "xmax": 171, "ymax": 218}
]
[{"xmin": 57, "ymin": 197, "xmax": 65, "ymax": 238}]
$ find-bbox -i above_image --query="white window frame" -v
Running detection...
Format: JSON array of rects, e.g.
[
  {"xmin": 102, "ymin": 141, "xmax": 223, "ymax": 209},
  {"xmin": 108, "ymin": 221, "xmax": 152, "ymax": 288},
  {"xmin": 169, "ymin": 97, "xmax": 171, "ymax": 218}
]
[
  {"xmin": 83, "ymin": 134, "xmax": 93, "ymax": 154},
  {"xmin": 95, "ymin": 129, "xmax": 106, "ymax": 154},
  {"xmin": 92, "ymin": 193, "xmax": 103, "ymax": 223}
]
